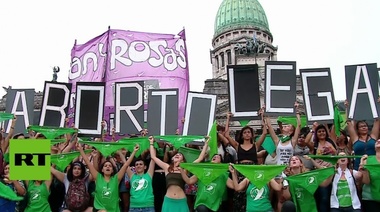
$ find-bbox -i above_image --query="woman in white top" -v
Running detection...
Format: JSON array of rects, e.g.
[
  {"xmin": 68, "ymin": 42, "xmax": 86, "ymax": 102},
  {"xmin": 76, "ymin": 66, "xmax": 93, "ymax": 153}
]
[{"xmin": 329, "ymin": 152, "xmax": 362, "ymax": 212}]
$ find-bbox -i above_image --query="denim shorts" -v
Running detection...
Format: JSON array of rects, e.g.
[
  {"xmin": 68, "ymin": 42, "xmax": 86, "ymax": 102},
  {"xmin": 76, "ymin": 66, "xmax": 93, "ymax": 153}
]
[{"xmin": 129, "ymin": 207, "xmax": 155, "ymax": 212}]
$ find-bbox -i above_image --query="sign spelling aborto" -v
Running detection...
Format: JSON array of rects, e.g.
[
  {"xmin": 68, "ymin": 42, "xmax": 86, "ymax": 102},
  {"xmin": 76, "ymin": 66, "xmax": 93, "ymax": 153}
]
[
  {"xmin": 147, "ymin": 89, "xmax": 179, "ymax": 136},
  {"xmin": 182, "ymin": 92, "xmax": 217, "ymax": 136},
  {"xmin": 115, "ymin": 81, "xmax": 144, "ymax": 135},
  {"xmin": 39, "ymin": 81, "xmax": 72, "ymax": 128},
  {"xmin": 74, "ymin": 82, "xmax": 105, "ymax": 136},
  {"xmin": 5, "ymin": 89, "xmax": 35, "ymax": 135}
]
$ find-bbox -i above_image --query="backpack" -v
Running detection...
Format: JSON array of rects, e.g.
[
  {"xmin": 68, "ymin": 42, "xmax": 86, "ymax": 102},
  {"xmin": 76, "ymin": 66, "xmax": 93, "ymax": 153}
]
[{"xmin": 65, "ymin": 178, "xmax": 90, "ymax": 211}]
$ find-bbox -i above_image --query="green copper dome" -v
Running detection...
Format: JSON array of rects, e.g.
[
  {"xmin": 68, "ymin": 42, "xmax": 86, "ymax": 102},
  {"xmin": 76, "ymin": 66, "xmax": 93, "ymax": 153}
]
[{"xmin": 214, "ymin": 0, "xmax": 270, "ymax": 37}]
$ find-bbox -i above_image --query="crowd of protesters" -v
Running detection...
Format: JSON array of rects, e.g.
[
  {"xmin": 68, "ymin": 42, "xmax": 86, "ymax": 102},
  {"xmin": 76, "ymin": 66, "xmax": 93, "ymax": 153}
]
[{"xmin": 1, "ymin": 100, "xmax": 380, "ymax": 212}]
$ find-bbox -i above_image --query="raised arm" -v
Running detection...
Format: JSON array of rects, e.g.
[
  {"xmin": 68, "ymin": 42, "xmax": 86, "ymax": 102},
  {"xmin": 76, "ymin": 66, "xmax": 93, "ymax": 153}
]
[
  {"xmin": 291, "ymin": 108, "xmax": 302, "ymax": 148},
  {"xmin": 255, "ymin": 124, "xmax": 268, "ymax": 151},
  {"xmin": 230, "ymin": 165, "xmax": 248, "ymax": 192},
  {"xmin": 269, "ymin": 178, "xmax": 282, "ymax": 191},
  {"xmin": 193, "ymin": 137, "xmax": 210, "ymax": 163},
  {"xmin": 266, "ymin": 117, "xmax": 279, "ymax": 146},
  {"xmin": 359, "ymin": 155, "xmax": 370, "ymax": 184},
  {"xmin": 118, "ymin": 145, "xmax": 138, "ymax": 182},
  {"xmin": 224, "ymin": 112, "xmax": 239, "ymax": 150},
  {"xmin": 180, "ymin": 168, "xmax": 198, "ymax": 185},
  {"xmin": 345, "ymin": 100, "xmax": 358, "ymax": 142},
  {"xmin": 77, "ymin": 143, "xmax": 99, "ymax": 181},
  {"xmin": 149, "ymin": 136, "xmax": 169, "ymax": 171},
  {"xmin": 1, "ymin": 115, "xmax": 16, "ymax": 153},
  {"xmin": 50, "ymin": 166, "xmax": 65, "ymax": 183},
  {"xmin": 147, "ymin": 159, "xmax": 156, "ymax": 178}
]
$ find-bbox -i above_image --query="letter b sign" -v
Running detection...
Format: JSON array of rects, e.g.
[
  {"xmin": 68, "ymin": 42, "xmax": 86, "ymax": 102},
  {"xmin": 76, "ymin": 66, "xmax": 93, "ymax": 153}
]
[{"xmin": 10, "ymin": 139, "xmax": 51, "ymax": 180}]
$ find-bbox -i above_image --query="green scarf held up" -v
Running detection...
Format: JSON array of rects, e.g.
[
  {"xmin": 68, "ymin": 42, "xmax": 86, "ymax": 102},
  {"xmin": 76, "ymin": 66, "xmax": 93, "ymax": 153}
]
[
  {"xmin": 307, "ymin": 155, "xmax": 363, "ymax": 165},
  {"xmin": 51, "ymin": 150, "xmax": 91, "ymax": 172},
  {"xmin": 286, "ymin": 167, "xmax": 334, "ymax": 212},
  {"xmin": 364, "ymin": 164, "xmax": 380, "ymax": 201},
  {"xmin": 180, "ymin": 163, "xmax": 229, "ymax": 185},
  {"xmin": 50, "ymin": 139, "xmax": 67, "ymax": 146},
  {"xmin": 0, "ymin": 113, "xmax": 14, "ymax": 123},
  {"xmin": 208, "ymin": 121, "xmax": 218, "ymax": 159},
  {"xmin": 257, "ymin": 135, "xmax": 276, "ymax": 155},
  {"xmin": 117, "ymin": 137, "xmax": 155, "ymax": 157},
  {"xmin": 179, "ymin": 146, "xmax": 201, "ymax": 163},
  {"xmin": 78, "ymin": 141, "xmax": 126, "ymax": 157},
  {"xmin": 28, "ymin": 125, "xmax": 77, "ymax": 139},
  {"xmin": 233, "ymin": 164, "xmax": 286, "ymax": 189},
  {"xmin": 0, "ymin": 181, "xmax": 24, "ymax": 201},
  {"xmin": 154, "ymin": 135, "xmax": 204, "ymax": 149},
  {"xmin": 334, "ymin": 104, "xmax": 344, "ymax": 136}
]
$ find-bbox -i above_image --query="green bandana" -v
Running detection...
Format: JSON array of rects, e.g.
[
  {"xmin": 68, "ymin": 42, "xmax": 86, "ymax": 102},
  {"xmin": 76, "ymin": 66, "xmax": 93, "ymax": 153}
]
[
  {"xmin": 279, "ymin": 135, "xmax": 291, "ymax": 143},
  {"xmin": 180, "ymin": 163, "xmax": 229, "ymax": 185},
  {"xmin": 117, "ymin": 137, "xmax": 155, "ymax": 157},
  {"xmin": 78, "ymin": 141, "xmax": 126, "ymax": 157},
  {"xmin": 51, "ymin": 150, "xmax": 92, "ymax": 172},
  {"xmin": 51, "ymin": 139, "xmax": 67, "ymax": 146},
  {"xmin": 28, "ymin": 125, "xmax": 77, "ymax": 139},
  {"xmin": 364, "ymin": 164, "xmax": 380, "ymax": 201},
  {"xmin": 238, "ymin": 120, "xmax": 250, "ymax": 127},
  {"xmin": 286, "ymin": 167, "xmax": 334, "ymax": 212},
  {"xmin": 0, "ymin": 181, "xmax": 24, "ymax": 201},
  {"xmin": 257, "ymin": 135, "xmax": 276, "ymax": 155},
  {"xmin": 0, "ymin": 113, "xmax": 14, "ymax": 122},
  {"xmin": 233, "ymin": 165, "xmax": 286, "ymax": 189},
  {"xmin": 154, "ymin": 135, "xmax": 204, "ymax": 149},
  {"xmin": 208, "ymin": 121, "xmax": 218, "ymax": 158},
  {"xmin": 307, "ymin": 155, "xmax": 362, "ymax": 165},
  {"xmin": 179, "ymin": 146, "xmax": 201, "ymax": 163},
  {"xmin": 3, "ymin": 153, "xmax": 9, "ymax": 163},
  {"xmin": 277, "ymin": 115, "xmax": 307, "ymax": 127}
]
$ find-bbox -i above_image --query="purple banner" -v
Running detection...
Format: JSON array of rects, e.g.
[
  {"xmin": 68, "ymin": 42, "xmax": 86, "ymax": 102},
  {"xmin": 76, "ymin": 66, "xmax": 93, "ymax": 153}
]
[{"xmin": 68, "ymin": 29, "xmax": 189, "ymax": 136}]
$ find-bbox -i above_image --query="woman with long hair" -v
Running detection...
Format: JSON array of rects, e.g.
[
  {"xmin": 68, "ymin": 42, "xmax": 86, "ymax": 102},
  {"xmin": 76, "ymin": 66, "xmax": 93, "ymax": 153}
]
[
  {"xmin": 24, "ymin": 178, "xmax": 53, "ymax": 212},
  {"xmin": 149, "ymin": 136, "xmax": 189, "ymax": 212},
  {"xmin": 50, "ymin": 161, "xmax": 93, "ymax": 212},
  {"xmin": 0, "ymin": 163, "xmax": 26, "ymax": 212},
  {"xmin": 346, "ymin": 99, "xmax": 380, "ymax": 170},
  {"xmin": 78, "ymin": 143, "xmax": 138, "ymax": 212}
]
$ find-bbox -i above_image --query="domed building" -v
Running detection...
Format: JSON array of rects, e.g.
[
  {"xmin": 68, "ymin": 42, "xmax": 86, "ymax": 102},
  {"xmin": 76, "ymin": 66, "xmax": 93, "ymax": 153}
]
[{"xmin": 203, "ymin": 0, "xmax": 304, "ymax": 129}]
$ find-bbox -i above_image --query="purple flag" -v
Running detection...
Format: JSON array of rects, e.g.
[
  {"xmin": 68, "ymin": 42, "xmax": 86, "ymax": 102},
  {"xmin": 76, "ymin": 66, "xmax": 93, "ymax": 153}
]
[{"xmin": 68, "ymin": 29, "xmax": 189, "ymax": 136}]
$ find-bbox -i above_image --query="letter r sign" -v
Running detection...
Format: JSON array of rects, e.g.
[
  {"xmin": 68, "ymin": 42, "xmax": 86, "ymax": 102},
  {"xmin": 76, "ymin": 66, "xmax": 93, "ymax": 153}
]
[{"xmin": 9, "ymin": 139, "xmax": 51, "ymax": 180}]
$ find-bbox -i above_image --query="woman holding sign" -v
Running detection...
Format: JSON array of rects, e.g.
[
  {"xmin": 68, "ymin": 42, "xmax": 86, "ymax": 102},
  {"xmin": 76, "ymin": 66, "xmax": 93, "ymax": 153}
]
[{"xmin": 346, "ymin": 99, "xmax": 380, "ymax": 171}]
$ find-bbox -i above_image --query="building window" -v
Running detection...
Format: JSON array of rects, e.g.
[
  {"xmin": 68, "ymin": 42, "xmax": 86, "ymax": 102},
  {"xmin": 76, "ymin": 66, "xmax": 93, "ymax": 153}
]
[
  {"xmin": 227, "ymin": 51, "xmax": 232, "ymax": 64},
  {"xmin": 220, "ymin": 53, "xmax": 225, "ymax": 67},
  {"xmin": 215, "ymin": 56, "xmax": 219, "ymax": 69}
]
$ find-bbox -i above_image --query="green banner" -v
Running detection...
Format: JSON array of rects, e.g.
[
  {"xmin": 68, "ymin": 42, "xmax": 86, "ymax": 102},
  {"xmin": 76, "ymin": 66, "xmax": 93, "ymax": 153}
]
[
  {"xmin": 233, "ymin": 164, "xmax": 286, "ymax": 189},
  {"xmin": 180, "ymin": 163, "xmax": 229, "ymax": 185}
]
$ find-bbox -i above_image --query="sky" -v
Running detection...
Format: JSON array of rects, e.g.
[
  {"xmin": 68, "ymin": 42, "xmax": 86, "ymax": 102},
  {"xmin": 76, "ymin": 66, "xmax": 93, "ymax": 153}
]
[{"xmin": 0, "ymin": 0, "xmax": 379, "ymax": 101}]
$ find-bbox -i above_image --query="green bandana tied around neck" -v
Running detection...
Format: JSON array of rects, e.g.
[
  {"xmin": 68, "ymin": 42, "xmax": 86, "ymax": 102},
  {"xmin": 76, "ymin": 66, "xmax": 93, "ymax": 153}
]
[
  {"xmin": 208, "ymin": 121, "xmax": 218, "ymax": 159},
  {"xmin": 51, "ymin": 150, "xmax": 92, "ymax": 172},
  {"xmin": 28, "ymin": 125, "xmax": 77, "ymax": 139},
  {"xmin": 179, "ymin": 146, "xmax": 201, "ymax": 163},
  {"xmin": 286, "ymin": 167, "xmax": 334, "ymax": 212},
  {"xmin": 180, "ymin": 163, "xmax": 229, "ymax": 185},
  {"xmin": 0, "ymin": 113, "xmax": 14, "ymax": 123},
  {"xmin": 307, "ymin": 155, "xmax": 363, "ymax": 165},
  {"xmin": 0, "ymin": 181, "xmax": 24, "ymax": 201},
  {"xmin": 280, "ymin": 135, "xmax": 291, "ymax": 143},
  {"xmin": 233, "ymin": 165, "xmax": 286, "ymax": 189},
  {"xmin": 78, "ymin": 141, "xmax": 127, "ymax": 157},
  {"xmin": 154, "ymin": 135, "xmax": 204, "ymax": 149},
  {"xmin": 364, "ymin": 164, "xmax": 380, "ymax": 201}
]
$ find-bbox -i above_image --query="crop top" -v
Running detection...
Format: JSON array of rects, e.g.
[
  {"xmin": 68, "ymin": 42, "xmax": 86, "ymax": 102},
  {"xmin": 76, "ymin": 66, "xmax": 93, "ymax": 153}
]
[
  {"xmin": 237, "ymin": 144, "xmax": 258, "ymax": 164},
  {"xmin": 166, "ymin": 172, "xmax": 185, "ymax": 190}
]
